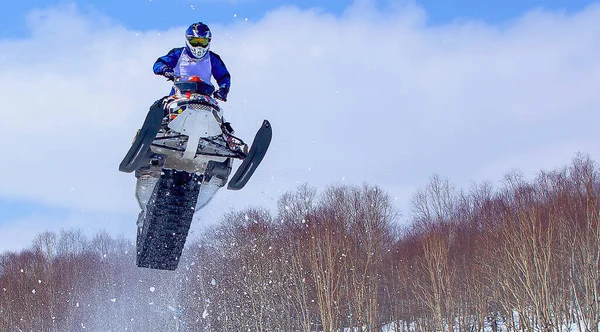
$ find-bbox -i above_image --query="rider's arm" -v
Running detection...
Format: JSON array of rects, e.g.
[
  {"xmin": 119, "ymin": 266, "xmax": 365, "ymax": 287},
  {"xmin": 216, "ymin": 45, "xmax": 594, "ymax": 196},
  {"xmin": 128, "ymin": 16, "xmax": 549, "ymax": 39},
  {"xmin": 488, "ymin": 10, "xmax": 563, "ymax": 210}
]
[
  {"xmin": 153, "ymin": 48, "xmax": 183, "ymax": 75},
  {"xmin": 210, "ymin": 51, "xmax": 231, "ymax": 90}
]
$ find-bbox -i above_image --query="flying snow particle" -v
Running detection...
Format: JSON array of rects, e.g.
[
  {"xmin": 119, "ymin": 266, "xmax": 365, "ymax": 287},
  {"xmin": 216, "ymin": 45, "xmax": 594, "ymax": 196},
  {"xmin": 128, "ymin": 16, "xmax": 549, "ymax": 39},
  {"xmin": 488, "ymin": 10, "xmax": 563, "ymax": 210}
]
[
  {"xmin": 233, "ymin": 14, "xmax": 237, "ymax": 17},
  {"xmin": 150, "ymin": 287, "xmax": 156, "ymax": 292},
  {"xmin": 191, "ymin": 5, "xmax": 195, "ymax": 10},
  {"xmin": 32, "ymin": 289, "xmax": 36, "ymax": 294},
  {"xmin": 38, "ymin": 280, "xmax": 41, "ymax": 284},
  {"xmin": 202, "ymin": 309, "xmax": 209, "ymax": 319},
  {"xmin": 111, "ymin": 298, "xmax": 116, "ymax": 302},
  {"xmin": 20, "ymin": 269, "xmax": 23, "ymax": 273},
  {"xmin": 76, "ymin": 302, "xmax": 79, "ymax": 307},
  {"xmin": 211, "ymin": 279, "xmax": 216, "ymax": 286}
]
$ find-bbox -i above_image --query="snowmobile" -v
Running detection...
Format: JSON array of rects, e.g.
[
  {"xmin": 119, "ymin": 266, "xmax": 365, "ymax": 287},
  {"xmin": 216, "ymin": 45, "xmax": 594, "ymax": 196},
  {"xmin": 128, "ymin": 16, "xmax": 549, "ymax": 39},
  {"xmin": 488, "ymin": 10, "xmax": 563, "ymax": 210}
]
[{"xmin": 119, "ymin": 76, "xmax": 272, "ymax": 271}]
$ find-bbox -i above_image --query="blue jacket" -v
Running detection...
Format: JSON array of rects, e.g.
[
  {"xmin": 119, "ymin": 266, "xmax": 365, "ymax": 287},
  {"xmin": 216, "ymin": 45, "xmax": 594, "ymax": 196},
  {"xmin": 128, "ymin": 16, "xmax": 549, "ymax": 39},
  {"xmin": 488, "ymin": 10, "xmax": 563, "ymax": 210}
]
[{"xmin": 153, "ymin": 48, "xmax": 231, "ymax": 91}]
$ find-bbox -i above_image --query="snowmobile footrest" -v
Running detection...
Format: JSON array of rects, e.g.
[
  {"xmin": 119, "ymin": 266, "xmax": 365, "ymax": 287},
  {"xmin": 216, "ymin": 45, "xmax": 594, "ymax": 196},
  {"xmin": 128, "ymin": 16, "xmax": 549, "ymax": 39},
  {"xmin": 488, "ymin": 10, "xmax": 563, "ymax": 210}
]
[{"xmin": 227, "ymin": 120, "xmax": 272, "ymax": 190}]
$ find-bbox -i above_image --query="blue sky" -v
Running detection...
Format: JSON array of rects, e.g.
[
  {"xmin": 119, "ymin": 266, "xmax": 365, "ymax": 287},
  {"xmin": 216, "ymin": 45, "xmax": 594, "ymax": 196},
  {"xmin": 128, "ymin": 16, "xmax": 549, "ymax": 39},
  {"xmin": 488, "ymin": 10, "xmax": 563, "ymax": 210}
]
[
  {"xmin": 1, "ymin": 0, "xmax": 599, "ymax": 252},
  {"xmin": 1, "ymin": 0, "xmax": 596, "ymax": 38}
]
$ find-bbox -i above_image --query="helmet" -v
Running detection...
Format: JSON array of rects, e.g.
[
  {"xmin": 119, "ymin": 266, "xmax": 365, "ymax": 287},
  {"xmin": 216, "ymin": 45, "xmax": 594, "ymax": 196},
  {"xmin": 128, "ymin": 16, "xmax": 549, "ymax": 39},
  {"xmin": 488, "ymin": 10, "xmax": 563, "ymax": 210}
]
[{"xmin": 185, "ymin": 22, "xmax": 212, "ymax": 58}]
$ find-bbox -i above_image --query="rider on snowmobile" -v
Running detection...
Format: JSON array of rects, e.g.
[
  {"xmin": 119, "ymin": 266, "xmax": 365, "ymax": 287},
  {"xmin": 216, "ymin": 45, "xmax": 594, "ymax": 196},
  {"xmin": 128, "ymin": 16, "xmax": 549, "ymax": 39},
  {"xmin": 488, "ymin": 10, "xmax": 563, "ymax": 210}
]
[
  {"xmin": 153, "ymin": 22, "xmax": 231, "ymax": 101},
  {"xmin": 134, "ymin": 21, "xmax": 234, "ymax": 213},
  {"xmin": 121, "ymin": 21, "xmax": 271, "ymax": 270}
]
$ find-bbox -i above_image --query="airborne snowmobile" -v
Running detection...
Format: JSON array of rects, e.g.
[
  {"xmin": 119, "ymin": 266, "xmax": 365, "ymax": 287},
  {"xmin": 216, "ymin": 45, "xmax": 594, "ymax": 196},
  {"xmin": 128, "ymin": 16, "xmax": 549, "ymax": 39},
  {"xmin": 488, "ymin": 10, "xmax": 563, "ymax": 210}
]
[{"xmin": 119, "ymin": 76, "xmax": 272, "ymax": 271}]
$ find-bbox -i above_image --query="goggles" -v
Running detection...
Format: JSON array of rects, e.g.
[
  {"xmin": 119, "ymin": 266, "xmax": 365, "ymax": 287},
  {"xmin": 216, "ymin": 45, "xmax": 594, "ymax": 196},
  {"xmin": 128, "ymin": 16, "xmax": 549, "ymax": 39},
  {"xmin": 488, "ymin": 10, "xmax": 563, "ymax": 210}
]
[{"xmin": 187, "ymin": 36, "xmax": 210, "ymax": 47}]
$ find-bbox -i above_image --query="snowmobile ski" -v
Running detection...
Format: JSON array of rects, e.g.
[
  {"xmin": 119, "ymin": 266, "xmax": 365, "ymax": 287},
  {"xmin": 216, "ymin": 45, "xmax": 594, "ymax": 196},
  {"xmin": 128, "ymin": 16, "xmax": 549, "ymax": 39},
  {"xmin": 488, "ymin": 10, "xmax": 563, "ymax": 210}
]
[
  {"xmin": 119, "ymin": 99, "xmax": 164, "ymax": 173},
  {"xmin": 136, "ymin": 169, "xmax": 201, "ymax": 271},
  {"xmin": 227, "ymin": 120, "xmax": 272, "ymax": 190}
]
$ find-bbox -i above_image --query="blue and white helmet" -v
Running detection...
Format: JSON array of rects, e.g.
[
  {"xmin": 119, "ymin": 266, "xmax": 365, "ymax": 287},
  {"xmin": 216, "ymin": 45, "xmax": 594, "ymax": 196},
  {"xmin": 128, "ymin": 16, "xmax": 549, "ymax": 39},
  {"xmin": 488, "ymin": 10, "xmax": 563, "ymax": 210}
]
[{"xmin": 185, "ymin": 22, "xmax": 212, "ymax": 58}]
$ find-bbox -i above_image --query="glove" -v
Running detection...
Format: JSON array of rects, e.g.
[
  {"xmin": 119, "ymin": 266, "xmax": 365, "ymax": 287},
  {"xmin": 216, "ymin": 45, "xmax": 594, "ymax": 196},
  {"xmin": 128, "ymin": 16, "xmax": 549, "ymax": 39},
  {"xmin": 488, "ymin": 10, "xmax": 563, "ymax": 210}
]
[
  {"xmin": 162, "ymin": 68, "xmax": 175, "ymax": 80},
  {"xmin": 213, "ymin": 87, "xmax": 229, "ymax": 102}
]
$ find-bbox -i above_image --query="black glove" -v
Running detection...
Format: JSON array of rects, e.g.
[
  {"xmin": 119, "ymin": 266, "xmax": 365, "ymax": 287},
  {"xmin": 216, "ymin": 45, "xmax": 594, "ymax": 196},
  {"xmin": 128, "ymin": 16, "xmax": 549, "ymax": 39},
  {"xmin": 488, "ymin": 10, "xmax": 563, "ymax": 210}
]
[
  {"xmin": 162, "ymin": 69, "xmax": 175, "ymax": 80},
  {"xmin": 213, "ymin": 87, "xmax": 229, "ymax": 102}
]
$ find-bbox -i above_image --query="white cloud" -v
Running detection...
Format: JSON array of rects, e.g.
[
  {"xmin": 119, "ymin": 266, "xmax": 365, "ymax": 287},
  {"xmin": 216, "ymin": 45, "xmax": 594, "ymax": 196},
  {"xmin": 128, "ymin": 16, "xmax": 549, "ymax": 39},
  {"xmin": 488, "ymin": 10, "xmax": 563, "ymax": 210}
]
[{"xmin": 1, "ymin": 1, "xmax": 600, "ymax": 249}]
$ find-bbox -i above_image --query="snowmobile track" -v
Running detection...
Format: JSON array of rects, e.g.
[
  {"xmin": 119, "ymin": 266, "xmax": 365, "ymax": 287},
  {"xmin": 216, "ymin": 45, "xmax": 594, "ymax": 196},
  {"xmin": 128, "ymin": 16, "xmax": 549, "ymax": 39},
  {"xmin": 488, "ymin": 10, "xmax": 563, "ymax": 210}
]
[{"xmin": 136, "ymin": 169, "xmax": 202, "ymax": 271}]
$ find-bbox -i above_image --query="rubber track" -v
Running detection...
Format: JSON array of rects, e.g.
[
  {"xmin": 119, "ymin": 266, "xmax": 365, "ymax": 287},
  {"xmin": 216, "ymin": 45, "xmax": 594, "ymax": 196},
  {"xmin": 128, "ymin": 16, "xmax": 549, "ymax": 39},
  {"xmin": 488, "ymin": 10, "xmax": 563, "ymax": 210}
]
[{"xmin": 136, "ymin": 169, "xmax": 202, "ymax": 270}]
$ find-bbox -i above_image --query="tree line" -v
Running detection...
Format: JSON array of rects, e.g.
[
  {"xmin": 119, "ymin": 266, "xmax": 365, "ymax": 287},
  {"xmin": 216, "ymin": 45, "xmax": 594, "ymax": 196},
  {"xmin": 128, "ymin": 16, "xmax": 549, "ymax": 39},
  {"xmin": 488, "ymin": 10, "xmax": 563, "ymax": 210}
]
[{"xmin": 1, "ymin": 153, "xmax": 599, "ymax": 331}]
